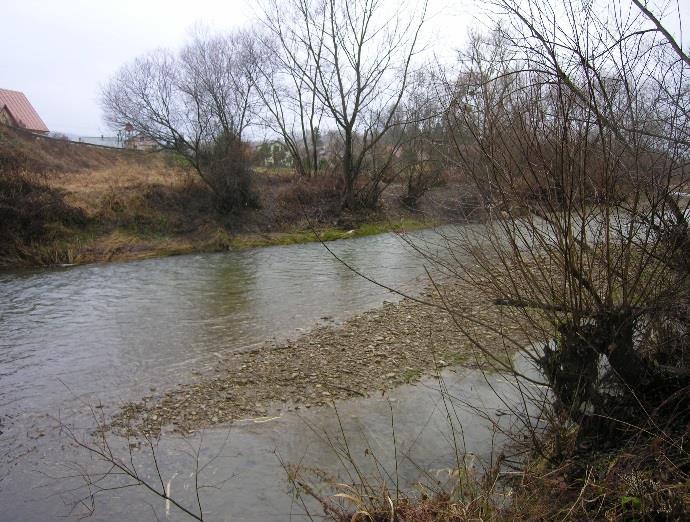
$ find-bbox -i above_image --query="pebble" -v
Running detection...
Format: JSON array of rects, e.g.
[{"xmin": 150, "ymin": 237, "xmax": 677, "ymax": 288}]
[{"xmin": 109, "ymin": 281, "xmax": 527, "ymax": 436}]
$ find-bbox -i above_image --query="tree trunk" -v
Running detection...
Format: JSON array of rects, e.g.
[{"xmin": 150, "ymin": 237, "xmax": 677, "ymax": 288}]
[{"xmin": 341, "ymin": 132, "xmax": 356, "ymax": 209}]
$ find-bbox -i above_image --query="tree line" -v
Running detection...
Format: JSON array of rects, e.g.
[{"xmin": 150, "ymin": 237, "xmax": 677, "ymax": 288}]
[{"xmin": 102, "ymin": 0, "xmax": 438, "ymax": 212}]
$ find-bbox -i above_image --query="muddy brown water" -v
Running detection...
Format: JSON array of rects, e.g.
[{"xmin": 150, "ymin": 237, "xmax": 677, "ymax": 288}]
[{"xmin": 0, "ymin": 228, "xmax": 533, "ymax": 521}]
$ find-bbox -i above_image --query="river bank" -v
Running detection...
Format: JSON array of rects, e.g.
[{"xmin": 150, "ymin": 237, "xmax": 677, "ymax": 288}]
[
  {"xmin": 1, "ymin": 125, "xmax": 473, "ymax": 270},
  {"xmin": 111, "ymin": 278, "xmax": 529, "ymax": 436},
  {"xmin": 0, "ymin": 156, "xmax": 438, "ymax": 269},
  {"xmin": 6, "ymin": 215, "xmax": 435, "ymax": 269}
]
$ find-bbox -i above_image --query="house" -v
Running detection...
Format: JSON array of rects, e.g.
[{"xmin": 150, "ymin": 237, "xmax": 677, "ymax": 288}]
[
  {"xmin": 0, "ymin": 88, "xmax": 49, "ymax": 133},
  {"xmin": 77, "ymin": 135, "xmax": 124, "ymax": 148},
  {"xmin": 254, "ymin": 140, "xmax": 294, "ymax": 168},
  {"xmin": 124, "ymin": 133, "xmax": 158, "ymax": 151},
  {"xmin": 117, "ymin": 124, "xmax": 156, "ymax": 151}
]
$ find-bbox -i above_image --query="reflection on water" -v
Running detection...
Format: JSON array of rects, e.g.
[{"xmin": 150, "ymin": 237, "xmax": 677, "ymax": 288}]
[
  {"xmin": 0, "ymin": 228, "xmax": 529, "ymax": 521},
  {"xmin": 1, "ymin": 230, "xmax": 461, "ymax": 520}
]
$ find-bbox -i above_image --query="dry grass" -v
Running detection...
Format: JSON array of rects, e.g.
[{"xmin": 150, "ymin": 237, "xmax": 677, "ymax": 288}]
[
  {"xmin": 47, "ymin": 156, "xmax": 194, "ymax": 211},
  {"xmin": 0, "ymin": 125, "xmax": 461, "ymax": 269},
  {"xmin": 0, "ymin": 126, "xmax": 224, "ymax": 267},
  {"xmin": 0, "ymin": 124, "xmax": 136, "ymax": 173},
  {"xmin": 502, "ymin": 415, "xmax": 690, "ymax": 520}
]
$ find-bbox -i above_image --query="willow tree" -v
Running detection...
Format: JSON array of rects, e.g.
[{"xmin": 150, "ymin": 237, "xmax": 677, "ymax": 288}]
[
  {"xmin": 101, "ymin": 31, "xmax": 260, "ymax": 211},
  {"xmin": 441, "ymin": 0, "xmax": 690, "ymax": 438}
]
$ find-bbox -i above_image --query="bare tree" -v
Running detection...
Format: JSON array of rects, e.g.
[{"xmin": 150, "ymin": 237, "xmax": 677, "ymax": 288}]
[
  {"xmin": 259, "ymin": 0, "xmax": 429, "ymax": 209},
  {"xmin": 250, "ymin": 25, "xmax": 325, "ymax": 179},
  {"xmin": 101, "ymin": 31, "xmax": 260, "ymax": 211},
  {"xmin": 180, "ymin": 30, "xmax": 261, "ymax": 142},
  {"xmin": 439, "ymin": 0, "xmax": 690, "ymax": 440},
  {"xmin": 393, "ymin": 69, "xmax": 448, "ymax": 208}
]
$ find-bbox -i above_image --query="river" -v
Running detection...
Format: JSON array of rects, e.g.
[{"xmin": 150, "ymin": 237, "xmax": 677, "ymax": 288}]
[{"xmin": 0, "ymin": 228, "xmax": 531, "ymax": 520}]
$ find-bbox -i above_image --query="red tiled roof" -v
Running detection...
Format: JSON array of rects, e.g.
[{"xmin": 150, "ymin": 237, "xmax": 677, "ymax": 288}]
[{"xmin": 0, "ymin": 88, "xmax": 49, "ymax": 132}]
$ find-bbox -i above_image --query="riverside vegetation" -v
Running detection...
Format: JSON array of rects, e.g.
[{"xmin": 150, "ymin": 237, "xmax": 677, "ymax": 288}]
[
  {"xmin": 0, "ymin": 126, "xmax": 461, "ymax": 269},
  {"xmin": 5, "ymin": 0, "xmax": 690, "ymax": 520}
]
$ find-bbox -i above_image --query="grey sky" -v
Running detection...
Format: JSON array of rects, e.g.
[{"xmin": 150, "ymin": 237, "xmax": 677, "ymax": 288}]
[
  {"xmin": 1, "ymin": 0, "xmax": 255, "ymax": 135},
  {"xmin": 1, "ymin": 0, "xmax": 687, "ymax": 136},
  {"xmin": 1, "ymin": 0, "xmax": 475, "ymax": 136}
]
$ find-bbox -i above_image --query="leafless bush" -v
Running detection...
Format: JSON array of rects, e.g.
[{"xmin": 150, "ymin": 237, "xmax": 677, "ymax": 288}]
[
  {"xmin": 101, "ymin": 31, "xmax": 259, "ymax": 212},
  {"xmin": 196, "ymin": 132, "xmax": 258, "ymax": 212},
  {"xmin": 413, "ymin": 2, "xmax": 690, "ymax": 517},
  {"xmin": 276, "ymin": 173, "xmax": 341, "ymax": 219}
]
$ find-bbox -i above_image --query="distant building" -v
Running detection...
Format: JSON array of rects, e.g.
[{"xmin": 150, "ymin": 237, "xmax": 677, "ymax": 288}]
[
  {"xmin": 254, "ymin": 141, "xmax": 294, "ymax": 167},
  {"xmin": 119, "ymin": 124, "xmax": 157, "ymax": 151},
  {"xmin": 124, "ymin": 134, "xmax": 158, "ymax": 151},
  {"xmin": 0, "ymin": 88, "xmax": 49, "ymax": 133},
  {"xmin": 77, "ymin": 135, "xmax": 124, "ymax": 148}
]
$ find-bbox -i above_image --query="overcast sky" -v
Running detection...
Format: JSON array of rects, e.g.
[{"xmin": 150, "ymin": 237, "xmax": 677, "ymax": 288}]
[
  {"xmin": 1, "ymin": 0, "xmax": 256, "ymax": 135},
  {"xmin": 0, "ymin": 0, "xmax": 473, "ymax": 136},
  {"xmin": 1, "ymin": 0, "xmax": 687, "ymax": 136}
]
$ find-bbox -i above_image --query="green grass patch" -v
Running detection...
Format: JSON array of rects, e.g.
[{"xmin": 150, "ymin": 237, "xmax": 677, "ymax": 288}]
[
  {"xmin": 229, "ymin": 217, "xmax": 434, "ymax": 250},
  {"xmin": 400, "ymin": 367, "xmax": 422, "ymax": 383},
  {"xmin": 354, "ymin": 217, "xmax": 433, "ymax": 236},
  {"xmin": 442, "ymin": 350, "xmax": 470, "ymax": 366}
]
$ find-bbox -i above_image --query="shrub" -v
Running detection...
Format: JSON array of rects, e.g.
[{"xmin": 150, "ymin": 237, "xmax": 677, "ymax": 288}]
[
  {"xmin": 197, "ymin": 133, "xmax": 258, "ymax": 213},
  {"xmin": 273, "ymin": 173, "xmax": 341, "ymax": 223},
  {"xmin": 0, "ymin": 170, "xmax": 86, "ymax": 249}
]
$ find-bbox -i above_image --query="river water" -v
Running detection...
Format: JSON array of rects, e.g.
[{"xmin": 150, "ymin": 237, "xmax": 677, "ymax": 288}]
[{"xmin": 0, "ymin": 229, "xmax": 532, "ymax": 520}]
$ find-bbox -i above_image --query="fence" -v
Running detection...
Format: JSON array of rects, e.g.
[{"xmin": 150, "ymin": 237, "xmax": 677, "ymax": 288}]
[
  {"xmin": 74, "ymin": 135, "xmax": 124, "ymax": 148},
  {"xmin": 2, "ymin": 124, "xmax": 150, "ymax": 153}
]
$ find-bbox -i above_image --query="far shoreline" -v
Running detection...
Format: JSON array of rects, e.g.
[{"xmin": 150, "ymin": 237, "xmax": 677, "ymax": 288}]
[{"xmin": 0, "ymin": 217, "xmax": 437, "ymax": 271}]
